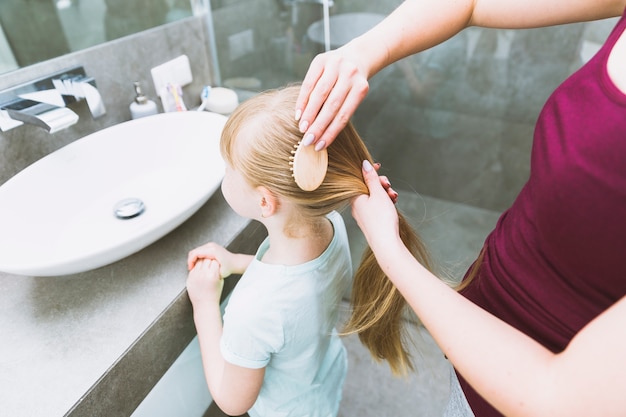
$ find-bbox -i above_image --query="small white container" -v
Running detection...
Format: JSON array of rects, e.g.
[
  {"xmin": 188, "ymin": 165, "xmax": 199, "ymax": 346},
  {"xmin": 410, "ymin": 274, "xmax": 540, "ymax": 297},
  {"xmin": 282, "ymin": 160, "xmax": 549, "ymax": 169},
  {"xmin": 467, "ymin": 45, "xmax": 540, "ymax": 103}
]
[
  {"xmin": 204, "ymin": 87, "xmax": 239, "ymax": 115},
  {"xmin": 130, "ymin": 81, "xmax": 158, "ymax": 119}
]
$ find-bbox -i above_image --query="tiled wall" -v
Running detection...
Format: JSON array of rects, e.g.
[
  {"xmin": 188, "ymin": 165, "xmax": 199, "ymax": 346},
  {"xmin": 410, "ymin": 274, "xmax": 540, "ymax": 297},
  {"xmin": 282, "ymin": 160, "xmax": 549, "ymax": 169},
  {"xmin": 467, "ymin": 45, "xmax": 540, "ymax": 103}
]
[{"xmin": 0, "ymin": 16, "xmax": 216, "ymax": 186}]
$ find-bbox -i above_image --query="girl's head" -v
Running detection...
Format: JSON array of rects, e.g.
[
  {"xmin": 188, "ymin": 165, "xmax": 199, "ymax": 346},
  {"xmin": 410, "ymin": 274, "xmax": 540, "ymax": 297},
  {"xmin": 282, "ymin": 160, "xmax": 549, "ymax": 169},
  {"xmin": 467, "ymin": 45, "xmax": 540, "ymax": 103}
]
[
  {"xmin": 220, "ymin": 84, "xmax": 433, "ymax": 376},
  {"xmin": 220, "ymin": 85, "xmax": 371, "ymax": 221}
]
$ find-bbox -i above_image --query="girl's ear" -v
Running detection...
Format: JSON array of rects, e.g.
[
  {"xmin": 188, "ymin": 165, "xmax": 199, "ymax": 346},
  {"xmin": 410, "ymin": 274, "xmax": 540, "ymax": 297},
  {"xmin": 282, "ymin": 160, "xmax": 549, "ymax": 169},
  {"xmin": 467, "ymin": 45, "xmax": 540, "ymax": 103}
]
[{"xmin": 257, "ymin": 186, "xmax": 279, "ymax": 218}]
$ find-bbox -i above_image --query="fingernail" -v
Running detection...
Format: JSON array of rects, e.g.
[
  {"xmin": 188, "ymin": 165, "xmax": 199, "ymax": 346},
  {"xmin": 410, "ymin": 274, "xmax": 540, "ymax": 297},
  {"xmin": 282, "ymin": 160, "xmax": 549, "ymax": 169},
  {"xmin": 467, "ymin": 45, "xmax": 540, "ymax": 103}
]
[
  {"xmin": 295, "ymin": 109, "xmax": 302, "ymax": 121},
  {"xmin": 363, "ymin": 160, "xmax": 374, "ymax": 172},
  {"xmin": 314, "ymin": 140, "xmax": 326, "ymax": 151},
  {"xmin": 299, "ymin": 120, "xmax": 309, "ymax": 133},
  {"xmin": 302, "ymin": 132, "xmax": 315, "ymax": 146}
]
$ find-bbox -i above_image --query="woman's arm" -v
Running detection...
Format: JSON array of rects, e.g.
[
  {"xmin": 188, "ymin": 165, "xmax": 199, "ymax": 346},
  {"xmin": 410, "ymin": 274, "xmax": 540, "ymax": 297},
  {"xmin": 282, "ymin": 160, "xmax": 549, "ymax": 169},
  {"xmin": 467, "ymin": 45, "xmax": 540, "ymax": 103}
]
[
  {"xmin": 187, "ymin": 259, "xmax": 264, "ymax": 416},
  {"xmin": 352, "ymin": 161, "xmax": 626, "ymax": 417},
  {"xmin": 296, "ymin": 0, "xmax": 626, "ymax": 149}
]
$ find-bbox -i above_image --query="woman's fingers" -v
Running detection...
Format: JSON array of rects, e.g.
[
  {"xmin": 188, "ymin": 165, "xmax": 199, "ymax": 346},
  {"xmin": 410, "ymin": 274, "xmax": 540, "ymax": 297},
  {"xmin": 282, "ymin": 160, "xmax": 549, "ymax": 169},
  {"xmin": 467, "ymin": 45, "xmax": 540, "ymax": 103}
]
[
  {"xmin": 297, "ymin": 54, "xmax": 340, "ymax": 133},
  {"xmin": 312, "ymin": 79, "xmax": 369, "ymax": 149},
  {"xmin": 296, "ymin": 52, "xmax": 369, "ymax": 150},
  {"xmin": 295, "ymin": 54, "xmax": 328, "ymax": 121},
  {"xmin": 352, "ymin": 160, "xmax": 401, "ymax": 252}
]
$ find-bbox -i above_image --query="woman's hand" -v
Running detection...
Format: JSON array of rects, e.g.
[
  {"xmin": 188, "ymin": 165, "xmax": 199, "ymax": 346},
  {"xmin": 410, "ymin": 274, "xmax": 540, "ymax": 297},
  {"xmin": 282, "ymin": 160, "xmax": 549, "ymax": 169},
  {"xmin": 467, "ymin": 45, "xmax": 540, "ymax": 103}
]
[
  {"xmin": 186, "ymin": 258, "xmax": 223, "ymax": 306},
  {"xmin": 352, "ymin": 160, "xmax": 402, "ymax": 257},
  {"xmin": 375, "ymin": 162, "xmax": 399, "ymax": 204},
  {"xmin": 295, "ymin": 48, "xmax": 370, "ymax": 150}
]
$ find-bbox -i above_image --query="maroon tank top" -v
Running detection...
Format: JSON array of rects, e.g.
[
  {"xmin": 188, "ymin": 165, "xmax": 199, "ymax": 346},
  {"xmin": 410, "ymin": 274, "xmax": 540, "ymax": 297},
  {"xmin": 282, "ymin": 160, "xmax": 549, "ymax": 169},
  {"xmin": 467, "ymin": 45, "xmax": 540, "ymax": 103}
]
[{"xmin": 458, "ymin": 12, "xmax": 626, "ymax": 416}]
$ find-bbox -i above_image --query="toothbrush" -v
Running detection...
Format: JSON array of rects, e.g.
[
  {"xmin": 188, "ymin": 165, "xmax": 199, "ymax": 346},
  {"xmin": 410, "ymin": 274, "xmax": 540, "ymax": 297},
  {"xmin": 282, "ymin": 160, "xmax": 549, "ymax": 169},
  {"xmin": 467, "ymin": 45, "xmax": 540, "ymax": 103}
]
[
  {"xmin": 196, "ymin": 86, "xmax": 211, "ymax": 112},
  {"xmin": 167, "ymin": 83, "xmax": 186, "ymax": 112}
]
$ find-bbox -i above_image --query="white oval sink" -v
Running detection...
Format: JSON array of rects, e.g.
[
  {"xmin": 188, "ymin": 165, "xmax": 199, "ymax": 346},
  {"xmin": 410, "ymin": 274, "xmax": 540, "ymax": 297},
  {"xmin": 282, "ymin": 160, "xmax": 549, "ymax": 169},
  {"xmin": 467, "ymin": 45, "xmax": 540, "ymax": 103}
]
[{"xmin": 0, "ymin": 111, "xmax": 227, "ymax": 276}]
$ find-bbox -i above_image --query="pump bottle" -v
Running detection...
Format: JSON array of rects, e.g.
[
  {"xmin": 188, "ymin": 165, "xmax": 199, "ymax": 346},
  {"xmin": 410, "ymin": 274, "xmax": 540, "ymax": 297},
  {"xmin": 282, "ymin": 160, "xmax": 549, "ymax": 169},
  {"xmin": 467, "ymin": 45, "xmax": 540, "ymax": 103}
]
[{"xmin": 130, "ymin": 82, "xmax": 158, "ymax": 119}]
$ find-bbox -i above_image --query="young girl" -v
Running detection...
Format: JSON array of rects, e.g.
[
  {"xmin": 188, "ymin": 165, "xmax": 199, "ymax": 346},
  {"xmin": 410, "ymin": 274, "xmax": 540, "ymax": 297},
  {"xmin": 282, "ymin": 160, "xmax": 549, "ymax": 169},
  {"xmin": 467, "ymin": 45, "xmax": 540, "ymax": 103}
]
[{"xmin": 186, "ymin": 85, "xmax": 432, "ymax": 416}]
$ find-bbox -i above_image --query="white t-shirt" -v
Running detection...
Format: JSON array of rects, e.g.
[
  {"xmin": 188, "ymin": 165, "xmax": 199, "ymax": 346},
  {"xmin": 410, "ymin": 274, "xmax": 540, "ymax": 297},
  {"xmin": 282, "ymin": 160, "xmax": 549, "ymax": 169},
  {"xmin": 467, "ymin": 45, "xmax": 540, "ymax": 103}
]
[{"xmin": 221, "ymin": 211, "xmax": 352, "ymax": 417}]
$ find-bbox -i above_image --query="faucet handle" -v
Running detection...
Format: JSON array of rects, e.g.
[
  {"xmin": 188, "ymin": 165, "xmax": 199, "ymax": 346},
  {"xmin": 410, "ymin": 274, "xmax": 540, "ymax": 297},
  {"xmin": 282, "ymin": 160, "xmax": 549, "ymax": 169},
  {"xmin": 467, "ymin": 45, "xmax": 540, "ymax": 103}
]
[
  {"xmin": 53, "ymin": 76, "xmax": 106, "ymax": 119},
  {"xmin": 2, "ymin": 98, "xmax": 78, "ymax": 134}
]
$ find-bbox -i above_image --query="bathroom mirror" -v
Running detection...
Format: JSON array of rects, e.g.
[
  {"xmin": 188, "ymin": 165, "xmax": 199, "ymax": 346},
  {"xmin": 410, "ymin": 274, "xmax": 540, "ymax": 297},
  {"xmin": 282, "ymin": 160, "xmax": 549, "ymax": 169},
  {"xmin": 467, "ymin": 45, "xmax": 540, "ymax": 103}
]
[{"xmin": 0, "ymin": 0, "xmax": 206, "ymax": 75}]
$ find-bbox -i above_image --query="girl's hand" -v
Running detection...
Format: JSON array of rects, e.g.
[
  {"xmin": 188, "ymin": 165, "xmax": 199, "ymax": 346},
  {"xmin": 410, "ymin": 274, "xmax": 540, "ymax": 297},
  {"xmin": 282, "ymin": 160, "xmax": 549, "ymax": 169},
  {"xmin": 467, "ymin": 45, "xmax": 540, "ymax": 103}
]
[
  {"xmin": 295, "ymin": 48, "xmax": 369, "ymax": 150},
  {"xmin": 352, "ymin": 160, "xmax": 402, "ymax": 257},
  {"xmin": 186, "ymin": 258, "xmax": 223, "ymax": 306},
  {"xmin": 187, "ymin": 242, "xmax": 238, "ymax": 278}
]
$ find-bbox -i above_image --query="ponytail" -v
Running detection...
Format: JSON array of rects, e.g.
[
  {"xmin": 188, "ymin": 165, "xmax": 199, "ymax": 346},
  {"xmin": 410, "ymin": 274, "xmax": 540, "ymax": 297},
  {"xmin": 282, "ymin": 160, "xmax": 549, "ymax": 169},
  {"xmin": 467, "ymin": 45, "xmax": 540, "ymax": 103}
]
[{"xmin": 344, "ymin": 211, "xmax": 433, "ymax": 376}]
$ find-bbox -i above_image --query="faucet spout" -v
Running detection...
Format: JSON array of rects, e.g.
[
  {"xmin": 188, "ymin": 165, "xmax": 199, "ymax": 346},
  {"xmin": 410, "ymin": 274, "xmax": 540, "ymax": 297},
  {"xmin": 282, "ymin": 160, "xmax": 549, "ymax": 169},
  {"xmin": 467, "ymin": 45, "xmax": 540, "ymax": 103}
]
[
  {"xmin": 3, "ymin": 98, "xmax": 79, "ymax": 134},
  {"xmin": 0, "ymin": 66, "xmax": 105, "ymax": 133}
]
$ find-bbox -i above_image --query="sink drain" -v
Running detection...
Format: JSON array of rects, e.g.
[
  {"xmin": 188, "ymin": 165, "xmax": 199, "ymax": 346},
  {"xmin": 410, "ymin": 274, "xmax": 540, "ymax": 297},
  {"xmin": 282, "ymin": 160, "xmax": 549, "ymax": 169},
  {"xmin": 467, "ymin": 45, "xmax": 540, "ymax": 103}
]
[{"xmin": 114, "ymin": 198, "xmax": 145, "ymax": 219}]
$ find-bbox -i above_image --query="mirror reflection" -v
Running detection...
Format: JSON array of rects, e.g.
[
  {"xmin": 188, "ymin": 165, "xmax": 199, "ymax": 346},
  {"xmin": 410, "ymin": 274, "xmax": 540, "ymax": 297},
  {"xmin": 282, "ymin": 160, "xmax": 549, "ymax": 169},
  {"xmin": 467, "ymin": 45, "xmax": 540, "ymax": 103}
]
[{"xmin": 0, "ymin": 0, "xmax": 197, "ymax": 75}]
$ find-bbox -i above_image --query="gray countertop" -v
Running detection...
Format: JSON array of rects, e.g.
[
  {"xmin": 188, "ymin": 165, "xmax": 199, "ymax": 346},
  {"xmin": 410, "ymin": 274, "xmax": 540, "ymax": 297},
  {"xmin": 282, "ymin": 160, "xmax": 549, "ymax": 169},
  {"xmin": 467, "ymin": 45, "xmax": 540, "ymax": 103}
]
[{"xmin": 0, "ymin": 191, "xmax": 266, "ymax": 417}]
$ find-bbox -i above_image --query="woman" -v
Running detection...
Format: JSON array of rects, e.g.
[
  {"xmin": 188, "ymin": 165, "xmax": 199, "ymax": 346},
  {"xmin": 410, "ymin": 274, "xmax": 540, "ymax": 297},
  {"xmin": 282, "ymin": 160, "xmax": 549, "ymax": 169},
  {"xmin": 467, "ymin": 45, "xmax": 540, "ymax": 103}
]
[{"xmin": 296, "ymin": 0, "xmax": 626, "ymax": 416}]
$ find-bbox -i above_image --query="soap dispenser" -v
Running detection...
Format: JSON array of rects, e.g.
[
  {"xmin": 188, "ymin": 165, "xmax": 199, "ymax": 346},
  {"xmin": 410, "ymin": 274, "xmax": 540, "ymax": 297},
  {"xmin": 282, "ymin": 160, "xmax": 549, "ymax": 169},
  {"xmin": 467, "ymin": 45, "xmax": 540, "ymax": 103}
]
[{"xmin": 130, "ymin": 81, "xmax": 158, "ymax": 119}]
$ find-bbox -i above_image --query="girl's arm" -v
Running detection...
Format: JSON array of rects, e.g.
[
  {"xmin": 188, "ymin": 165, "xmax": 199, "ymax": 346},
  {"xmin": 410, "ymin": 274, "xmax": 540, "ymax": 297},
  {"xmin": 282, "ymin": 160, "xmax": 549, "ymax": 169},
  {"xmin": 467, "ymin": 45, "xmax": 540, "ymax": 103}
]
[
  {"xmin": 187, "ymin": 241, "xmax": 253, "ymax": 276},
  {"xmin": 352, "ymin": 161, "xmax": 626, "ymax": 417},
  {"xmin": 187, "ymin": 259, "xmax": 264, "ymax": 416},
  {"xmin": 296, "ymin": 0, "xmax": 626, "ymax": 149}
]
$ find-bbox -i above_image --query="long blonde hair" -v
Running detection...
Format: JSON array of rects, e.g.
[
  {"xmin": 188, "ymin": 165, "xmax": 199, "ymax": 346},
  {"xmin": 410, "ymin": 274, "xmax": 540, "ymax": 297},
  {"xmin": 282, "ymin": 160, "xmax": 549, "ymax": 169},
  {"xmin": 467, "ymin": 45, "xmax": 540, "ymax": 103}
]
[{"xmin": 220, "ymin": 85, "xmax": 433, "ymax": 375}]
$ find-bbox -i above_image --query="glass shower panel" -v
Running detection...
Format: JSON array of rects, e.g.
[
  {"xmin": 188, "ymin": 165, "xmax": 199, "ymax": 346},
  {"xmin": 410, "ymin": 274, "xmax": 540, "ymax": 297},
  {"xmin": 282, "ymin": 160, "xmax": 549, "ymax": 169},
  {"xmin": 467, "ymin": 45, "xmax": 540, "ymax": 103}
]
[
  {"xmin": 209, "ymin": 0, "xmax": 394, "ymax": 92},
  {"xmin": 208, "ymin": 0, "xmax": 618, "ymax": 212}
]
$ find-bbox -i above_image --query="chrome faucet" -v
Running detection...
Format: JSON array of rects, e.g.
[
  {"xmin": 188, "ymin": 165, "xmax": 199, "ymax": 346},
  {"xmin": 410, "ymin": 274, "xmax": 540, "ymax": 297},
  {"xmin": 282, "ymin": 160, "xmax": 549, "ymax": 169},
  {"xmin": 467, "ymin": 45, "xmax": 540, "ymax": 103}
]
[
  {"xmin": 2, "ymin": 99, "xmax": 79, "ymax": 134},
  {"xmin": 0, "ymin": 66, "xmax": 106, "ymax": 133}
]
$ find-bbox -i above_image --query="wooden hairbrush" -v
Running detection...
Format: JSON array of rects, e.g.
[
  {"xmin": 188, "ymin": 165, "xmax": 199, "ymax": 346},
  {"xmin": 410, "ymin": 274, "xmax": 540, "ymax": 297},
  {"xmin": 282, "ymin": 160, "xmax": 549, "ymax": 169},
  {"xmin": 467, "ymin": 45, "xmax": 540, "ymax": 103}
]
[{"xmin": 290, "ymin": 140, "xmax": 328, "ymax": 191}]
